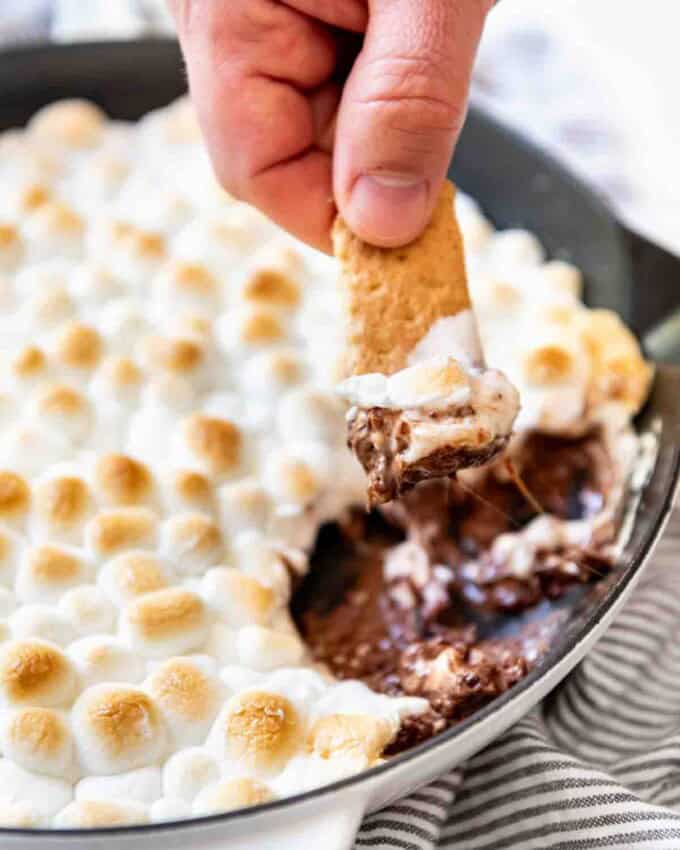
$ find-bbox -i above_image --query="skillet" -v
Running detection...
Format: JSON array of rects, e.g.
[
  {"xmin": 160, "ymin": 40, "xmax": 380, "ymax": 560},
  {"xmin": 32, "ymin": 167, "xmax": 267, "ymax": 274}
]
[{"xmin": 0, "ymin": 38, "xmax": 678, "ymax": 850}]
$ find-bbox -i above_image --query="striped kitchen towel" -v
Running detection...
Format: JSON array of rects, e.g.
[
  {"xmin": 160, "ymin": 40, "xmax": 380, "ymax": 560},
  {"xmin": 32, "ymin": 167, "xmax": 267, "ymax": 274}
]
[{"xmin": 356, "ymin": 515, "xmax": 680, "ymax": 849}]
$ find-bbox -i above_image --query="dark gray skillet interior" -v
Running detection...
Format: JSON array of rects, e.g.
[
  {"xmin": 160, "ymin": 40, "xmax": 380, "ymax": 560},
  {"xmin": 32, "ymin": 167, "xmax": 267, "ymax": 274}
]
[{"xmin": 0, "ymin": 37, "xmax": 678, "ymax": 838}]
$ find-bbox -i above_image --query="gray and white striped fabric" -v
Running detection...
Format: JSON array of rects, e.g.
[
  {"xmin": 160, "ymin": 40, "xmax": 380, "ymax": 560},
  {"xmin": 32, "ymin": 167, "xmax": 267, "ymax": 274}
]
[{"xmin": 356, "ymin": 512, "xmax": 680, "ymax": 849}]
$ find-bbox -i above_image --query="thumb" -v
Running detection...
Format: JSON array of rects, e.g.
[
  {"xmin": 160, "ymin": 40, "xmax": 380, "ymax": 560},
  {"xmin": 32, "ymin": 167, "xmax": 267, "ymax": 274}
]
[{"xmin": 334, "ymin": 0, "xmax": 492, "ymax": 247}]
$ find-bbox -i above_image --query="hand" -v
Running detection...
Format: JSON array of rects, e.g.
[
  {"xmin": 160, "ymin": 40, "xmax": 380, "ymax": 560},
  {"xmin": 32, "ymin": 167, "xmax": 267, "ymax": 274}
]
[{"xmin": 170, "ymin": 0, "xmax": 493, "ymax": 252}]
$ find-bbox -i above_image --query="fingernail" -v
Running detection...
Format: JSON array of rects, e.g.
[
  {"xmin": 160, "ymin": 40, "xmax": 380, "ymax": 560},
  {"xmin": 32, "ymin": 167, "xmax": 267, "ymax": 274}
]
[{"xmin": 347, "ymin": 173, "xmax": 428, "ymax": 246}]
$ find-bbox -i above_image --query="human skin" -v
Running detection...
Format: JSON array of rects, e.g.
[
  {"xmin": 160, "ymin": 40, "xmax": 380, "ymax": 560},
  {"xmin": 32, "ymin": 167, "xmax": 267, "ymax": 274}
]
[{"xmin": 170, "ymin": 1, "xmax": 494, "ymax": 252}]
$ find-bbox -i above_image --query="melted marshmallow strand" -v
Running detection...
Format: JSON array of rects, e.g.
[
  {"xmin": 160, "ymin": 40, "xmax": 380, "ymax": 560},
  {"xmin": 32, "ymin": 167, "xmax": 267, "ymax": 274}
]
[{"xmin": 0, "ymin": 97, "xmax": 650, "ymax": 827}]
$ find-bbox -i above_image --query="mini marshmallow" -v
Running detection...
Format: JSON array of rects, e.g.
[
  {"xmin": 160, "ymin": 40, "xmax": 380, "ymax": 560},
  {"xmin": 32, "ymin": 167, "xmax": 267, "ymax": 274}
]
[
  {"xmin": 139, "ymin": 333, "xmax": 209, "ymax": 383},
  {"xmin": 97, "ymin": 551, "xmax": 170, "ymax": 607},
  {"xmin": 201, "ymin": 568, "xmax": 274, "ymax": 628},
  {"xmin": 0, "ymin": 470, "xmax": 31, "ymax": 527},
  {"xmin": 236, "ymin": 626, "xmax": 305, "ymax": 672},
  {"xmin": 0, "ymin": 223, "xmax": 23, "ymax": 272},
  {"xmin": 216, "ymin": 306, "xmax": 286, "ymax": 355},
  {"xmin": 71, "ymin": 683, "xmax": 166, "ymax": 774},
  {"xmin": 20, "ymin": 286, "xmax": 75, "ymax": 333},
  {"xmin": 262, "ymin": 446, "xmax": 326, "ymax": 510},
  {"xmin": 23, "ymin": 201, "xmax": 84, "ymax": 260},
  {"xmin": 30, "ymin": 383, "xmax": 93, "ymax": 444},
  {"xmin": 159, "ymin": 513, "xmax": 224, "ymax": 576},
  {"xmin": 151, "ymin": 260, "xmax": 220, "ymax": 316},
  {"xmin": 54, "ymin": 799, "xmax": 149, "ymax": 828},
  {"xmin": 306, "ymin": 714, "xmax": 393, "ymax": 764},
  {"xmin": 218, "ymin": 478, "xmax": 272, "ymax": 535},
  {"xmin": 232, "ymin": 533, "xmax": 292, "ymax": 602},
  {"xmin": 93, "ymin": 453, "xmax": 154, "ymax": 507},
  {"xmin": 174, "ymin": 414, "xmax": 243, "ymax": 481},
  {"xmin": 203, "ymin": 623, "xmax": 239, "ymax": 666},
  {"xmin": 0, "ymin": 707, "xmax": 74, "ymax": 778},
  {"xmin": 32, "ymin": 474, "xmax": 93, "ymax": 542},
  {"xmin": 0, "ymin": 638, "xmax": 77, "ymax": 707},
  {"xmin": 75, "ymin": 766, "xmax": 161, "ymax": 805},
  {"xmin": 120, "ymin": 588, "xmax": 208, "ymax": 657},
  {"xmin": 240, "ymin": 348, "xmax": 306, "ymax": 403},
  {"xmin": 53, "ymin": 321, "xmax": 103, "ymax": 373},
  {"xmin": 146, "ymin": 657, "xmax": 223, "ymax": 747},
  {"xmin": 0, "ymin": 758, "xmax": 73, "ymax": 825},
  {"xmin": 150, "ymin": 796, "xmax": 191, "ymax": 823},
  {"xmin": 0, "ymin": 527, "xmax": 23, "ymax": 587},
  {"xmin": 67, "ymin": 635, "xmax": 145, "ymax": 687},
  {"xmin": 9, "ymin": 605, "xmax": 76, "ymax": 647},
  {"xmin": 28, "ymin": 99, "xmax": 105, "ymax": 148},
  {"xmin": 85, "ymin": 507, "xmax": 158, "ymax": 559},
  {"xmin": 192, "ymin": 777, "xmax": 273, "ymax": 815},
  {"xmin": 90, "ymin": 356, "xmax": 144, "ymax": 407},
  {"xmin": 162, "ymin": 748, "xmax": 220, "ymax": 803},
  {"xmin": 15, "ymin": 543, "xmax": 91, "ymax": 603},
  {"xmin": 241, "ymin": 267, "xmax": 300, "ymax": 311},
  {"xmin": 162, "ymin": 469, "xmax": 216, "ymax": 516},
  {"xmin": 485, "ymin": 229, "xmax": 545, "ymax": 270},
  {"xmin": 0, "ymin": 799, "xmax": 40, "ymax": 827},
  {"xmin": 95, "ymin": 296, "xmax": 149, "ymax": 352},
  {"xmin": 206, "ymin": 690, "xmax": 301, "ymax": 775},
  {"xmin": 0, "ymin": 422, "xmax": 70, "ymax": 478},
  {"xmin": 276, "ymin": 386, "xmax": 345, "ymax": 444},
  {"xmin": 58, "ymin": 585, "xmax": 116, "ymax": 636},
  {"xmin": 69, "ymin": 263, "xmax": 123, "ymax": 306},
  {"xmin": 7, "ymin": 344, "xmax": 50, "ymax": 393}
]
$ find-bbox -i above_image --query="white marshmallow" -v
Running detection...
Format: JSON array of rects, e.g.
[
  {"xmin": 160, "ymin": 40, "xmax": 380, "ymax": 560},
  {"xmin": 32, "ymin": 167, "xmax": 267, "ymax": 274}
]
[
  {"xmin": 201, "ymin": 568, "xmax": 274, "ymax": 628},
  {"xmin": 15, "ymin": 544, "xmax": 91, "ymax": 604},
  {"xmin": 58, "ymin": 585, "xmax": 117, "ymax": 636},
  {"xmin": 0, "ymin": 758, "xmax": 72, "ymax": 825},
  {"xmin": 68, "ymin": 635, "xmax": 145, "ymax": 687},
  {"xmin": 150, "ymin": 796, "xmax": 191, "ymax": 823},
  {"xmin": 0, "ymin": 707, "xmax": 74, "ymax": 779},
  {"xmin": 54, "ymin": 799, "xmax": 149, "ymax": 828},
  {"xmin": 75, "ymin": 766, "xmax": 161, "ymax": 805},
  {"xmin": 236, "ymin": 626, "xmax": 305, "ymax": 672},
  {"xmin": 9, "ymin": 605, "xmax": 76, "ymax": 647},
  {"xmin": 120, "ymin": 588, "xmax": 209, "ymax": 658},
  {"xmin": 159, "ymin": 513, "xmax": 225, "ymax": 576}
]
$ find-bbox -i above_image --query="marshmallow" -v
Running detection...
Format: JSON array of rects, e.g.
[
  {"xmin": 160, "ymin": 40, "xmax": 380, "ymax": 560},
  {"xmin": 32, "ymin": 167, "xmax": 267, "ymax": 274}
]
[
  {"xmin": 201, "ymin": 568, "xmax": 274, "ymax": 627},
  {"xmin": 54, "ymin": 799, "xmax": 149, "ymax": 828},
  {"xmin": 151, "ymin": 260, "xmax": 220, "ymax": 316},
  {"xmin": 203, "ymin": 624, "xmax": 239, "ymax": 666},
  {"xmin": 0, "ymin": 639, "xmax": 76, "ymax": 707},
  {"xmin": 216, "ymin": 306, "xmax": 286, "ymax": 354},
  {"xmin": 175, "ymin": 414, "xmax": 243, "ymax": 481},
  {"xmin": 162, "ymin": 748, "xmax": 220, "ymax": 803},
  {"xmin": 150, "ymin": 796, "xmax": 191, "ymax": 823},
  {"xmin": 0, "ymin": 707, "xmax": 74, "ymax": 778},
  {"xmin": 218, "ymin": 478, "xmax": 272, "ymax": 535},
  {"xmin": 85, "ymin": 507, "xmax": 158, "ymax": 559},
  {"xmin": 53, "ymin": 321, "xmax": 103, "ymax": 373},
  {"xmin": 69, "ymin": 263, "xmax": 123, "ymax": 306},
  {"xmin": 75, "ymin": 766, "xmax": 161, "ymax": 805},
  {"xmin": 262, "ymin": 446, "xmax": 326, "ymax": 510},
  {"xmin": 236, "ymin": 626, "xmax": 305, "ymax": 672},
  {"xmin": 0, "ymin": 423, "xmax": 70, "ymax": 478},
  {"xmin": 0, "ymin": 223, "xmax": 23, "ymax": 272},
  {"xmin": 67, "ymin": 635, "xmax": 145, "ymax": 687},
  {"xmin": 0, "ymin": 799, "xmax": 40, "ymax": 827},
  {"xmin": 32, "ymin": 474, "xmax": 93, "ymax": 542},
  {"xmin": 90, "ymin": 356, "xmax": 144, "ymax": 407},
  {"xmin": 58, "ymin": 585, "xmax": 116, "ymax": 636},
  {"xmin": 30, "ymin": 384, "xmax": 93, "ymax": 444},
  {"xmin": 0, "ymin": 528, "xmax": 22, "ymax": 586},
  {"xmin": 162, "ymin": 469, "xmax": 215, "ymax": 516},
  {"xmin": 23, "ymin": 201, "xmax": 84, "ymax": 260},
  {"xmin": 0, "ymin": 471, "xmax": 31, "ymax": 527},
  {"xmin": 20, "ymin": 286, "xmax": 75, "ymax": 333},
  {"xmin": 28, "ymin": 99, "xmax": 105, "ymax": 148},
  {"xmin": 146, "ymin": 657, "xmax": 223, "ymax": 747},
  {"xmin": 15, "ymin": 543, "xmax": 91, "ymax": 603},
  {"xmin": 139, "ymin": 334, "xmax": 209, "ymax": 383},
  {"xmin": 93, "ymin": 453, "xmax": 154, "ymax": 507},
  {"xmin": 7, "ymin": 345, "xmax": 50, "ymax": 393},
  {"xmin": 241, "ymin": 348, "xmax": 306, "ymax": 402},
  {"xmin": 193, "ymin": 777, "xmax": 273, "ymax": 815},
  {"xmin": 9, "ymin": 604, "xmax": 76, "ymax": 647},
  {"xmin": 306, "ymin": 714, "xmax": 393, "ymax": 764},
  {"xmin": 0, "ymin": 758, "xmax": 73, "ymax": 825},
  {"xmin": 276, "ymin": 386, "xmax": 345, "ymax": 444},
  {"xmin": 206, "ymin": 690, "xmax": 301, "ymax": 774},
  {"xmin": 241, "ymin": 268, "xmax": 300, "ymax": 311},
  {"xmin": 97, "ymin": 551, "xmax": 170, "ymax": 607},
  {"xmin": 72, "ymin": 684, "xmax": 166, "ymax": 774},
  {"xmin": 0, "ymin": 586, "xmax": 16, "ymax": 616},
  {"xmin": 120, "ymin": 588, "xmax": 208, "ymax": 657},
  {"xmin": 159, "ymin": 513, "xmax": 224, "ymax": 576}
]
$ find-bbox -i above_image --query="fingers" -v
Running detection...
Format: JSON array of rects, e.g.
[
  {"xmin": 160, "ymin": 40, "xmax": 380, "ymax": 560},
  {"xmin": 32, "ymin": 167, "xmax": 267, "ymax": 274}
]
[
  {"xmin": 334, "ymin": 0, "xmax": 493, "ymax": 247},
  {"xmin": 173, "ymin": 0, "xmax": 339, "ymax": 250}
]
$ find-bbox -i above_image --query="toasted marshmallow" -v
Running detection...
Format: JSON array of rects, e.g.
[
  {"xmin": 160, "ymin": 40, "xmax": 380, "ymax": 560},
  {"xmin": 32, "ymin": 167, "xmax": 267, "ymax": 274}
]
[
  {"xmin": 241, "ymin": 268, "xmax": 300, "ymax": 311},
  {"xmin": 216, "ymin": 306, "xmax": 286, "ymax": 354},
  {"xmin": 75, "ymin": 766, "xmax": 161, "ymax": 806},
  {"xmin": 0, "ymin": 799, "xmax": 40, "ymax": 827},
  {"xmin": 139, "ymin": 334, "xmax": 209, "ymax": 383},
  {"xmin": 193, "ymin": 777, "xmax": 273, "ymax": 815},
  {"xmin": 162, "ymin": 470, "xmax": 215, "ymax": 516},
  {"xmin": 0, "ymin": 223, "xmax": 23, "ymax": 272},
  {"xmin": 7, "ymin": 345, "xmax": 50, "ymax": 393},
  {"xmin": 0, "ymin": 707, "xmax": 74, "ymax": 778},
  {"xmin": 98, "ymin": 551, "xmax": 170, "ymax": 607},
  {"xmin": 59, "ymin": 585, "xmax": 116, "ymax": 636},
  {"xmin": 203, "ymin": 624, "xmax": 239, "ymax": 666},
  {"xmin": 103, "ymin": 222, "xmax": 166, "ymax": 289},
  {"xmin": 159, "ymin": 513, "xmax": 224, "ymax": 576},
  {"xmin": 262, "ymin": 448, "xmax": 325, "ymax": 510},
  {"xmin": 0, "ymin": 639, "xmax": 76, "ymax": 707},
  {"xmin": 54, "ymin": 799, "xmax": 149, "ymax": 828},
  {"xmin": 93, "ymin": 453, "xmax": 154, "ymax": 507},
  {"xmin": 241, "ymin": 348, "xmax": 306, "ymax": 403},
  {"xmin": 150, "ymin": 795, "xmax": 191, "ymax": 822},
  {"xmin": 146, "ymin": 658, "xmax": 223, "ymax": 747},
  {"xmin": 85, "ymin": 507, "xmax": 158, "ymax": 559},
  {"xmin": 206, "ymin": 690, "xmax": 301, "ymax": 774},
  {"xmin": 23, "ymin": 201, "xmax": 84, "ymax": 260},
  {"xmin": 236, "ymin": 626, "xmax": 305, "ymax": 672},
  {"xmin": 68, "ymin": 635, "xmax": 145, "ymax": 687},
  {"xmin": 0, "ymin": 527, "xmax": 23, "ymax": 586},
  {"xmin": 54, "ymin": 321, "xmax": 103, "ymax": 373},
  {"xmin": 72, "ymin": 684, "xmax": 166, "ymax": 774},
  {"xmin": 218, "ymin": 478, "xmax": 272, "ymax": 535},
  {"xmin": 15, "ymin": 543, "xmax": 90, "ymax": 603},
  {"xmin": 20, "ymin": 286, "xmax": 75, "ymax": 333},
  {"xmin": 151, "ymin": 260, "xmax": 220, "ymax": 316},
  {"xmin": 276, "ymin": 386, "xmax": 345, "ymax": 444},
  {"xmin": 6, "ymin": 180, "xmax": 52, "ymax": 218},
  {"xmin": 232, "ymin": 534, "xmax": 291, "ymax": 602},
  {"xmin": 28, "ymin": 99, "xmax": 105, "ymax": 148},
  {"xmin": 9, "ymin": 605, "xmax": 75, "ymax": 647},
  {"xmin": 69, "ymin": 263, "xmax": 123, "ymax": 306},
  {"xmin": 0, "ymin": 422, "xmax": 70, "ymax": 478},
  {"xmin": 120, "ymin": 588, "xmax": 208, "ymax": 657},
  {"xmin": 32, "ymin": 474, "xmax": 93, "ymax": 542},
  {"xmin": 0, "ymin": 471, "xmax": 31, "ymax": 527},
  {"xmin": 95, "ymin": 296, "xmax": 149, "ymax": 353},
  {"xmin": 175, "ymin": 414, "xmax": 243, "ymax": 481},
  {"xmin": 0, "ymin": 758, "xmax": 73, "ymax": 825},
  {"xmin": 31, "ymin": 384, "xmax": 93, "ymax": 444},
  {"xmin": 522, "ymin": 343, "xmax": 578, "ymax": 387},
  {"xmin": 90, "ymin": 356, "xmax": 144, "ymax": 407},
  {"xmin": 162, "ymin": 748, "xmax": 220, "ymax": 803},
  {"xmin": 201, "ymin": 568, "xmax": 274, "ymax": 628},
  {"xmin": 306, "ymin": 714, "xmax": 393, "ymax": 764}
]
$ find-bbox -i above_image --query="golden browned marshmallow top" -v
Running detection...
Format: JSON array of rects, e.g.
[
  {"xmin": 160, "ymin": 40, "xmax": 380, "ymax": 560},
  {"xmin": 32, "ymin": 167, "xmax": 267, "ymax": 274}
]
[
  {"xmin": 220, "ymin": 690, "xmax": 301, "ymax": 772},
  {"xmin": 86, "ymin": 507, "xmax": 157, "ymax": 558},
  {"xmin": 94, "ymin": 453, "xmax": 154, "ymax": 506},
  {"xmin": 34, "ymin": 475, "xmax": 91, "ymax": 531},
  {"xmin": 307, "ymin": 714, "xmax": 394, "ymax": 763},
  {"xmin": 55, "ymin": 322, "xmax": 102, "ymax": 370},
  {"xmin": 0, "ymin": 470, "xmax": 31, "ymax": 522},
  {"xmin": 28, "ymin": 99, "xmax": 105, "ymax": 148},
  {"xmin": 0, "ymin": 639, "xmax": 75, "ymax": 707},
  {"xmin": 193, "ymin": 777, "xmax": 273, "ymax": 814},
  {"xmin": 182, "ymin": 414, "xmax": 242, "ymax": 478},
  {"xmin": 242, "ymin": 269, "xmax": 300, "ymax": 310},
  {"xmin": 123, "ymin": 588, "xmax": 206, "ymax": 643}
]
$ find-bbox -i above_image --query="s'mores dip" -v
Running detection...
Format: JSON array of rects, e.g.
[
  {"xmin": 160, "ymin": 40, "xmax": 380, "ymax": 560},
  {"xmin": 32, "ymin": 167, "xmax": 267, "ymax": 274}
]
[{"xmin": 0, "ymin": 97, "xmax": 651, "ymax": 828}]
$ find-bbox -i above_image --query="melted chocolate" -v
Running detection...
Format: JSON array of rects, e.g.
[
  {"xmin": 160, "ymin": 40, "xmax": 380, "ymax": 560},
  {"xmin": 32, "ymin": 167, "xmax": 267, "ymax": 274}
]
[{"xmin": 293, "ymin": 430, "xmax": 616, "ymax": 752}]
